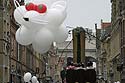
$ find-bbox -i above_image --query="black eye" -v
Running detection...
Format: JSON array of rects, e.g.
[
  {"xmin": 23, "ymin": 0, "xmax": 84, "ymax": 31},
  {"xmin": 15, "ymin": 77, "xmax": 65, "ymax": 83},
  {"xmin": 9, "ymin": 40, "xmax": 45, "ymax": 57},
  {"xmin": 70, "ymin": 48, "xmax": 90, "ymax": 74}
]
[{"xmin": 23, "ymin": 17, "xmax": 29, "ymax": 21}]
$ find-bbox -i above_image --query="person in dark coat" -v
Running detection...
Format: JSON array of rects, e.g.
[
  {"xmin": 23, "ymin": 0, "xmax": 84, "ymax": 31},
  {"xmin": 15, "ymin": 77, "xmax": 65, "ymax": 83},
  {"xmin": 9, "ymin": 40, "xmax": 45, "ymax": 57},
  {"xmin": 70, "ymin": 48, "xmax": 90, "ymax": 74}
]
[
  {"xmin": 66, "ymin": 62, "xmax": 76, "ymax": 83},
  {"xmin": 60, "ymin": 67, "xmax": 66, "ymax": 83},
  {"xmin": 85, "ymin": 61, "xmax": 96, "ymax": 83},
  {"xmin": 76, "ymin": 63, "xmax": 86, "ymax": 83}
]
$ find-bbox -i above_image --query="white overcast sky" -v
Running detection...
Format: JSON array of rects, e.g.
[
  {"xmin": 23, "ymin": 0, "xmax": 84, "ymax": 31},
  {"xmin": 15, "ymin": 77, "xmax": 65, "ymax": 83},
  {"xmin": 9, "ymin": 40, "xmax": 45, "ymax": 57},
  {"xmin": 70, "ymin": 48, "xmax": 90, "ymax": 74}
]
[{"xmin": 64, "ymin": 0, "xmax": 111, "ymax": 30}]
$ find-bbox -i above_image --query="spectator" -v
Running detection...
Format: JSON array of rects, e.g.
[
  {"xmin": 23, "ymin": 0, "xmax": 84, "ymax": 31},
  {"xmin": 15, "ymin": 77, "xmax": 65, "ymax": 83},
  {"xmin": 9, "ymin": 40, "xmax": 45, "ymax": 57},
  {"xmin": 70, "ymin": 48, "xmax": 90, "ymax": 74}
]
[
  {"xmin": 85, "ymin": 61, "xmax": 96, "ymax": 83},
  {"xmin": 60, "ymin": 67, "xmax": 66, "ymax": 83}
]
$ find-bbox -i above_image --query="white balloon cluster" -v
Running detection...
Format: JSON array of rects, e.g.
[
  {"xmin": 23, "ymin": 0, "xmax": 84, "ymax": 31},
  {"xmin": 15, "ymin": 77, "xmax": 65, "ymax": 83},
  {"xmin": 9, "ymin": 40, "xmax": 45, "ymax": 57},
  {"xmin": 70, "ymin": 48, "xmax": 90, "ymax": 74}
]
[
  {"xmin": 13, "ymin": 0, "xmax": 68, "ymax": 53},
  {"xmin": 24, "ymin": 72, "xmax": 39, "ymax": 83}
]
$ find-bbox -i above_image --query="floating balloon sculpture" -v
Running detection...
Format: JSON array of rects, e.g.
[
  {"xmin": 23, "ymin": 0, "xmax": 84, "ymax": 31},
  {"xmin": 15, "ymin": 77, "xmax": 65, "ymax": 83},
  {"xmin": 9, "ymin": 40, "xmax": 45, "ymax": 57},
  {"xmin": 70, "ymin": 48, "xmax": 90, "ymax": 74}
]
[
  {"xmin": 13, "ymin": 0, "xmax": 68, "ymax": 53},
  {"xmin": 24, "ymin": 72, "xmax": 39, "ymax": 83}
]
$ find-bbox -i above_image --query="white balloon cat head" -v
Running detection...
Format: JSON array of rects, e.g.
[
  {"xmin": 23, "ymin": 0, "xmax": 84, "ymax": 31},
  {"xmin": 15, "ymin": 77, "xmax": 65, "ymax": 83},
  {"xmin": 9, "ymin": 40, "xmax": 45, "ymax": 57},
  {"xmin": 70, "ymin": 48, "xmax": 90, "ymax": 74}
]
[
  {"xmin": 14, "ymin": 0, "xmax": 67, "ymax": 30},
  {"xmin": 14, "ymin": 0, "xmax": 68, "ymax": 54}
]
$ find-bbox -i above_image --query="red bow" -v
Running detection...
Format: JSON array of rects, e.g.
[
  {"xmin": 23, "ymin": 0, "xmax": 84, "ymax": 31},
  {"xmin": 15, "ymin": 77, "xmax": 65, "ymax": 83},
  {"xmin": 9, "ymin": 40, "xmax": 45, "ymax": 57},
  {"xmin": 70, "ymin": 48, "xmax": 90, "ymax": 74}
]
[{"xmin": 25, "ymin": 3, "xmax": 47, "ymax": 13}]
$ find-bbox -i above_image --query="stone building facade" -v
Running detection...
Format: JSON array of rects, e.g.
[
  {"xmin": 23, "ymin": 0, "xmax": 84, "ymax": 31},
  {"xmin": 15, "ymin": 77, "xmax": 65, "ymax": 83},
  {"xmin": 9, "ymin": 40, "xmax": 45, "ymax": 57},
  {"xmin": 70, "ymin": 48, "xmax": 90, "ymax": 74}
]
[
  {"xmin": 96, "ymin": 0, "xmax": 124, "ymax": 83},
  {"xmin": 96, "ymin": 20, "xmax": 120, "ymax": 83},
  {"xmin": 0, "ymin": 0, "xmax": 46, "ymax": 82}
]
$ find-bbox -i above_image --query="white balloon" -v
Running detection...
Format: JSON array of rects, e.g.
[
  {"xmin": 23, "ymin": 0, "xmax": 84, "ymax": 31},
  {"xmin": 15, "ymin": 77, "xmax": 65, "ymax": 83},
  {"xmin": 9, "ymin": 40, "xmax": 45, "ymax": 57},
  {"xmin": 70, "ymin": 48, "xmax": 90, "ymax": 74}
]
[
  {"xmin": 45, "ymin": 25, "xmax": 57, "ymax": 32},
  {"xmin": 36, "ymin": 81, "xmax": 39, "ymax": 83},
  {"xmin": 14, "ymin": 6, "xmax": 27, "ymax": 24},
  {"xmin": 23, "ymin": 11, "xmax": 40, "ymax": 20},
  {"xmin": 54, "ymin": 25, "xmax": 68, "ymax": 43},
  {"xmin": 51, "ymin": 5, "xmax": 67, "ymax": 14},
  {"xmin": 13, "ymin": 0, "xmax": 68, "ymax": 51},
  {"xmin": 51, "ymin": 0, "xmax": 67, "ymax": 12},
  {"xmin": 23, "ymin": 11, "xmax": 46, "ymax": 30},
  {"xmin": 24, "ymin": 72, "xmax": 32, "ymax": 82},
  {"xmin": 51, "ymin": 0, "xmax": 67, "ymax": 3},
  {"xmin": 24, "ymin": 0, "xmax": 32, "ymax": 4},
  {"xmin": 15, "ymin": 25, "xmax": 35, "ymax": 45},
  {"xmin": 32, "ymin": 28, "xmax": 54, "ymax": 53},
  {"xmin": 45, "ymin": 8, "xmax": 66, "ymax": 27},
  {"xmin": 32, "ymin": 0, "xmax": 52, "ymax": 8},
  {"xmin": 32, "ymin": 42, "xmax": 51, "ymax": 54},
  {"xmin": 31, "ymin": 76, "xmax": 38, "ymax": 83}
]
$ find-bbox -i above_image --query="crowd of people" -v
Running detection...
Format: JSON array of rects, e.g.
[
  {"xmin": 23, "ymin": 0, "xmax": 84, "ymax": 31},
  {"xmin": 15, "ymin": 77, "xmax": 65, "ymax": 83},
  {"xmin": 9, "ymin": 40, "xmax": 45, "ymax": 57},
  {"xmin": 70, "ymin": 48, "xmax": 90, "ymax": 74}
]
[{"xmin": 60, "ymin": 61, "xmax": 96, "ymax": 83}]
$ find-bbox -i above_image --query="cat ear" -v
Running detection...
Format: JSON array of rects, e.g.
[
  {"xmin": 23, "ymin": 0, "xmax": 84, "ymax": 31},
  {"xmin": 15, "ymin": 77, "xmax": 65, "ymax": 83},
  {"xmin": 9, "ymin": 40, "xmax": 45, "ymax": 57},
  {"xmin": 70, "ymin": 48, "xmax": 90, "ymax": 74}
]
[
  {"xmin": 51, "ymin": 0, "xmax": 67, "ymax": 12},
  {"xmin": 24, "ymin": 0, "xmax": 34, "ymax": 5},
  {"xmin": 13, "ymin": 0, "xmax": 21, "ymax": 8},
  {"xmin": 51, "ymin": 0, "xmax": 67, "ymax": 3}
]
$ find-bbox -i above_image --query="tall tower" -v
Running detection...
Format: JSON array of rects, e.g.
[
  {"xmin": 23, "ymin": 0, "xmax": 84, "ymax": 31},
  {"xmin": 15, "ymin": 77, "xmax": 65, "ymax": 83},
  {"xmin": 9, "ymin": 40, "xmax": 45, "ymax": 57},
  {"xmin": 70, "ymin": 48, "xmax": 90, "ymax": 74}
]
[{"xmin": 72, "ymin": 27, "xmax": 85, "ymax": 63}]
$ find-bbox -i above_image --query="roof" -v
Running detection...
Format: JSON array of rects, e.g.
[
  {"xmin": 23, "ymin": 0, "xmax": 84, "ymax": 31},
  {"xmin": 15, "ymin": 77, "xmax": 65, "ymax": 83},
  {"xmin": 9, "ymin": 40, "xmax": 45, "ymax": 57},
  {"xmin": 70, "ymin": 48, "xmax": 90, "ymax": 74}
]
[{"xmin": 101, "ymin": 22, "xmax": 111, "ymax": 29}]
